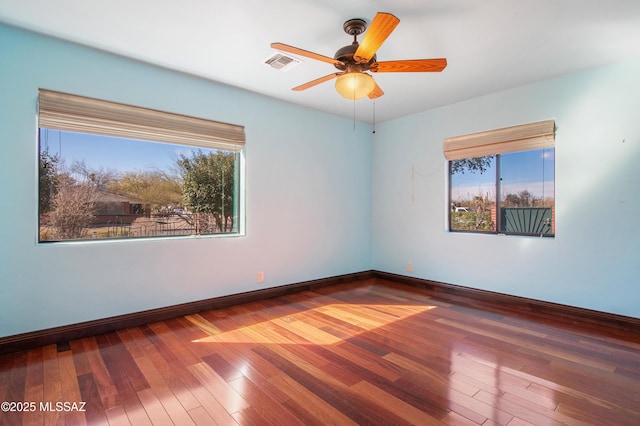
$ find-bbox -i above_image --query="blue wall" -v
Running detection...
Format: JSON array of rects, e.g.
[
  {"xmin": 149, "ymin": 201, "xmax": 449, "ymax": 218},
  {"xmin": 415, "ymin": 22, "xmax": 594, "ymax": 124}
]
[
  {"xmin": 371, "ymin": 59, "xmax": 640, "ymax": 318},
  {"xmin": 1, "ymin": 22, "xmax": 639, "ymax": 338},
  {"xmin": 0, "ymin": 24, "xmax": 372, "ymax": 337}
]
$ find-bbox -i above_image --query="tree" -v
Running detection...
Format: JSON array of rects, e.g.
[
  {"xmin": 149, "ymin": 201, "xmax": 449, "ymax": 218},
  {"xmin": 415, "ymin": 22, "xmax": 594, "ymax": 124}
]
[
  {"xmin": 70, "ymin": 159, "xmax": 118, "ymax": 190},
  {"xmin": 450, "ymin": 156, "xmax": 494, "ymax": 175},
  {"xmin": 39, "ymin": 151, "xmax": 59, "ymax": 213},
  {"xmin": 107, "ymin": 170, "xmax": 182, "ymax": 211},
  {"xmin": 503, "ymin": 193, "xmax": 521, "ymax": 207},
  {"xmin": 49, "ymin": 174, "xmax": 98, "ymax": 240},
  {"xmin": 41, "ymin": 159, "xmax": 106, "ymax": 240},
  {"xmin": 177, "ymin": 150, "xmax": 236, "ymax": 233},
  {"xmin": 503, "ymin": 190, "xmax": 538, "ymax": 207},
  {"xmin": 472, "ymin": 193, "xmax": 494, "ymax": 231},
  {"xmin": 517, "ymin": 190, "xmax": 535, "ymax": 207}
]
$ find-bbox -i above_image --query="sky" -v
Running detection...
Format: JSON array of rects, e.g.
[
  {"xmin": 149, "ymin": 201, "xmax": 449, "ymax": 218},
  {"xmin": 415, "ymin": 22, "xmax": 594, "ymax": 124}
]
[
  {"xmin": 39, "ymin": 128, "xmax": 213, "ymax": 176},
  {"xmin": 451, "ymin": 149, "xmax": 555, "ymax": 202}
]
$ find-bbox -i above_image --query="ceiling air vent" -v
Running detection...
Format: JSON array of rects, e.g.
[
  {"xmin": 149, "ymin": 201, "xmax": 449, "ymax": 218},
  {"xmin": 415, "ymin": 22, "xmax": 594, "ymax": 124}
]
[{"xmin": 264, "ymin": 53, "xmax": 301, "ymax": 71}]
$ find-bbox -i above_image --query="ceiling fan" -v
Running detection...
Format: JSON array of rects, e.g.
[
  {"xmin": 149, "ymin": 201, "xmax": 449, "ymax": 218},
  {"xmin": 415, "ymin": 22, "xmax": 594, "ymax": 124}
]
[{"xmin": 271, "ymin": 12, "xmax": 447, "ymax": 100}]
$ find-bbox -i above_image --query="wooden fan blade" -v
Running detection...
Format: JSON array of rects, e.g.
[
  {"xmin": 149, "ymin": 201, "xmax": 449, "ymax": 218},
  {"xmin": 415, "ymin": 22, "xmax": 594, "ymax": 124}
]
[
  {"xmin": 368, "ymin": 81, "xmax": 384, "ymax": 99},
  {"xmin": 292, "ymin": 73, "xmax": 342, "ymax": 91},
  {"xmin": 271, "ymin": 42, "xmax": 344, "ymax": 66},
  {"xmin": 354, "ymin": 12, "xmax": 400, "ymax": 64},
  {"xmin": 371, "ymin": 58, "xmax": 447, "ymax": 73}
]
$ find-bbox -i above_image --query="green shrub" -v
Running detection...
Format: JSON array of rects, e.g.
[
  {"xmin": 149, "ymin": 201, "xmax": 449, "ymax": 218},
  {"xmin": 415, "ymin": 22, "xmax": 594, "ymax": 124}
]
[{"xmin": 451, "ymin": 211, "xmax": 493, "ymax": 231}]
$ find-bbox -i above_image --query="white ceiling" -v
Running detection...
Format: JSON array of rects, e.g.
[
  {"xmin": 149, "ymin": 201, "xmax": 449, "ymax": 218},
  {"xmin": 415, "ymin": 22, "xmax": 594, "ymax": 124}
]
[{"xmin": 2, "ymin": 0, "xmax": 640, "ymax": 123}]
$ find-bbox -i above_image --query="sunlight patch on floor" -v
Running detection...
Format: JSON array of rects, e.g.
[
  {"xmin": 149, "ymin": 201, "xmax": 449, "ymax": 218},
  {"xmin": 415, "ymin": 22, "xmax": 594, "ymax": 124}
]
[{"xmin": 190, "ymin": 303, "xmax": 436, "ymax": 344}]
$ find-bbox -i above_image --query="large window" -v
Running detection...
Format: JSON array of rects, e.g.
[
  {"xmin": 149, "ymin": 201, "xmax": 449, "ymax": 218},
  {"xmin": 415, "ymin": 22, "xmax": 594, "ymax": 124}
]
[
  {"xmin": 445, "ymin": 121, "xmax": 555, "ymax": 237},
  {"xmin": 37, "ymin": 90, "xmax": 245, "ymax": 242}
]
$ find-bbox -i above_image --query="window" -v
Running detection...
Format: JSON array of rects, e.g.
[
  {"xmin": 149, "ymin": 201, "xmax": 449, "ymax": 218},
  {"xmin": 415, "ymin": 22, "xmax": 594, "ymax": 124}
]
[
  {"xmin": 445, "ymin": 120, "xmax": 555, "ymax": 237},
  {"xmin": 38, "ymin": 90, "xmax": 245, "ymax": 242}
]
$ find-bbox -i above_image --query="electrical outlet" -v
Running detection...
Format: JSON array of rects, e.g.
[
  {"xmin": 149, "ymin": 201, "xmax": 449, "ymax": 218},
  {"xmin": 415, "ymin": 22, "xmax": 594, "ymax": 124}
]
[
  {"xmin": 257, "ymin": 271, "xmax": 265, "ymax": 283},
  {"xmin": 406, "ymin": 263, "xmax": 413, "ymax": 272}
]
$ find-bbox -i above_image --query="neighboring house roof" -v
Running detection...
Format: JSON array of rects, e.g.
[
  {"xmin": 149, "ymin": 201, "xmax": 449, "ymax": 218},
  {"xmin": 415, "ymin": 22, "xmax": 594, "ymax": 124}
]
[{"xmin": 95, "ymin": 190, "xmax": 142, "ymax": 204}]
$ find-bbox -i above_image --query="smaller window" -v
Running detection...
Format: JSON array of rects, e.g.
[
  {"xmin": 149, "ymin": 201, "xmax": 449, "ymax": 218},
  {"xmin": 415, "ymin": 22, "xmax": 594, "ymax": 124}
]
[{"xmin": 445, "ymin": 121, "xmax": 555, "ymax": 237}]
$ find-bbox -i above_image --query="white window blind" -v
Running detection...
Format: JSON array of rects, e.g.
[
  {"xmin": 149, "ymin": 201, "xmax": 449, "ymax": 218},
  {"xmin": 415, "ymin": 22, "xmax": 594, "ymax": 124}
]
[
  {"xmin": 444, "ymin": 120, "xmax": 555, "ymax": 160},
  {"xmin": 38, "ymin": 89, "xmax": 245, "ymax": 152}
]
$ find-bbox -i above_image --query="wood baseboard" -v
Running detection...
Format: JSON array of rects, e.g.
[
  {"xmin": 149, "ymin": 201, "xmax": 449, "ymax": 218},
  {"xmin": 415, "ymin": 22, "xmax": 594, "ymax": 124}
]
[
  {"xmin": 0, "ymin": 271, "xmax": 375, "ymax": 355},
  {"xmin": 2, "ymin": 269, "xmax": 638, "ymax": 354},
  {"xmin": 373, "ymin": 271, "xmax": 640, "ymax": 337}
]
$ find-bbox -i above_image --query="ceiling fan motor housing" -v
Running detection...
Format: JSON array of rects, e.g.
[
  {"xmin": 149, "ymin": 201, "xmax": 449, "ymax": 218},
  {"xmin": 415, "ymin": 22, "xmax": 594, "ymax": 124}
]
[{"xmin": 334, "ymin": 18, "xmax": 376, "ymax": 72}]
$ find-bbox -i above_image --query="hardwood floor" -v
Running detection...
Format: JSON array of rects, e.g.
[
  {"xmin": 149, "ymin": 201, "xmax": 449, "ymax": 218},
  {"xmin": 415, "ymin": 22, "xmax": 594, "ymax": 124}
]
[{"xmin": 1, "ymin": 279, "xmax": 639, "ymax": 425}]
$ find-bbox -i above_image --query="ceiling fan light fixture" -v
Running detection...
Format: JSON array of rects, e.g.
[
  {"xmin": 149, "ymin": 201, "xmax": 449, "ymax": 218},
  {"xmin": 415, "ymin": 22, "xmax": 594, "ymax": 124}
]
[{"xmin": 335, "ymin": 72, "xmax": 375, "ymax": 100}]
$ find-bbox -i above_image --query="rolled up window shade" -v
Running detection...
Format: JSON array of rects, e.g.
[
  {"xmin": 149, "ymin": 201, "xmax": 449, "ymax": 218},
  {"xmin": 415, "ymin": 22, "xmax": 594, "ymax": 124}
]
[
  {"xmin": 444, "ymin": 120, "xmax": 555, "ymax": 160},
  {"xmin": 38, "ymin": 89, "xmax": 245, "ymax": 152}
]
